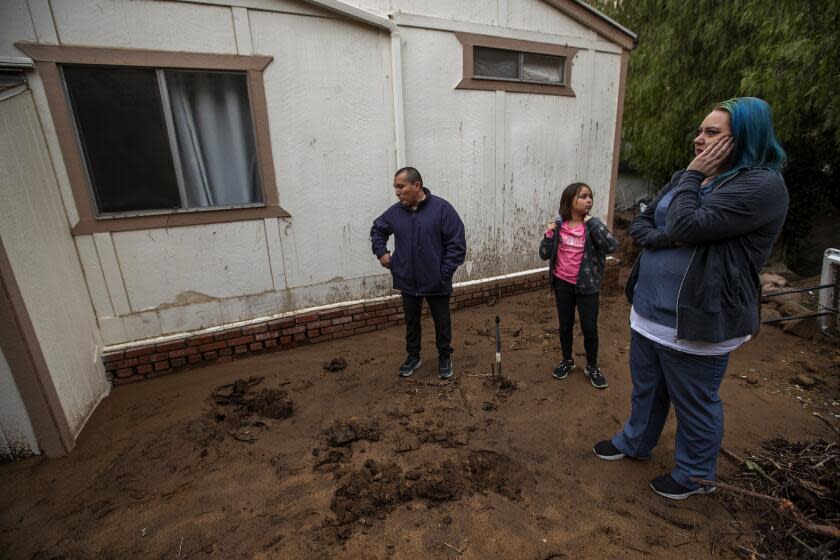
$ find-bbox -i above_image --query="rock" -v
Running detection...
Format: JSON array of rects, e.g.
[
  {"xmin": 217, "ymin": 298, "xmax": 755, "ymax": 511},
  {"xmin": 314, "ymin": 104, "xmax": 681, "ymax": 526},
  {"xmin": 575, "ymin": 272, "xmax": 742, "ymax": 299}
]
[
  {"xmin": 760, "ymin": 272, "xmax": 788, "ymax": 290},
  {"xmin": 746, "ymin": 373, "xmax": 760, "ymax": 385},
  {"xmin": 782, "ymin": 318, "xmax": 822, "ymax": 340},
  {"xmin": 777, "ymin": 301, "xmax": 812, "ymax": 319},
  {"xmin": 795, "ymin": 374, "xmax": 817, "ymax": 387},
  {"xmin": 760, "ymin": 306, "xmax": 782, "ymax": 324},
  {"xmin": 761, "ymin": 273, "xmax": 801, "ymax": 304},
  {"xmin": 801, "ymin": 359, "xmax": 818, "ymax": 373},
  {"xmin": 323, "ymin": 357, "xmax": 348, "ymax": 372}
]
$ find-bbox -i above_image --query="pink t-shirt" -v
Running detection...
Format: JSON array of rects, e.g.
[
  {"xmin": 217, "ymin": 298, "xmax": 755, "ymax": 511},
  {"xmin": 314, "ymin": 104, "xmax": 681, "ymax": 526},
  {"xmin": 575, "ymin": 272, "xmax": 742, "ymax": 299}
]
[{"xmin": 549, "ymin": 222, "xmax": 586, "ymax": 284}]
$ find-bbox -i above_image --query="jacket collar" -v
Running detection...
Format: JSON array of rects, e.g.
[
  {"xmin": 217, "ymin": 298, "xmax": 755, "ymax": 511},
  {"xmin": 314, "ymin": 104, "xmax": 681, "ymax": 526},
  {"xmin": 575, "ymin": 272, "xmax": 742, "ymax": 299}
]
[{"xmin": 398, "ymin": 187, "xmax": 432, "ymax": 212}]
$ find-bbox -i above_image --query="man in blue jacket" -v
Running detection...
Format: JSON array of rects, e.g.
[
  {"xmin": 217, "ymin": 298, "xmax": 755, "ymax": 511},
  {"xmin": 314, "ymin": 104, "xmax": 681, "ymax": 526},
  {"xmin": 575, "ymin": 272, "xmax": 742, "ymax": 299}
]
[{"xmin": 370, "ymin": 167, "xmax": 466, "ymax": 379}]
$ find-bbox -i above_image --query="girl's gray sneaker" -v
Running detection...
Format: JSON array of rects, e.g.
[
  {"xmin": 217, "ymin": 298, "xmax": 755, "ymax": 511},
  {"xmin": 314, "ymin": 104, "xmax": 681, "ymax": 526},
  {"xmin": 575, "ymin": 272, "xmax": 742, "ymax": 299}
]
[
  {"xmin": 552, "ymin": 359, "xmax": 575, "ymax": 379},
  {"xmin": 585, "ymin": 365, "xmax": 608, "ymax": 389},
  {"xmin": 438, "ymin": 356, "xmax": 453, "ymax": 379}
]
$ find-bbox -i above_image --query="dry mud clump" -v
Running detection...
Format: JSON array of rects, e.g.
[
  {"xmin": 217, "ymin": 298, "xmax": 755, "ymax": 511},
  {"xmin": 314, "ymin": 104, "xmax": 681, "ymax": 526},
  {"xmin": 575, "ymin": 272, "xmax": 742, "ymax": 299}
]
[{"xmin": 326, "ymin": 450, "xmax": 531, "ymax": 539}]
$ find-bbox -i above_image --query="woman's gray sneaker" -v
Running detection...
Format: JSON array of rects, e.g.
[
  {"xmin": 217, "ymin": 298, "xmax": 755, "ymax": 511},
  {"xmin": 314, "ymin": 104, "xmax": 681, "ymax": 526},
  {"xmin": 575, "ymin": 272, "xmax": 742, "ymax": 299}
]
[
  {"xmin": 650, "ymin": 474, "xmax": 716, "ymax": 500},
  {"xmin": 552, "ymin": 359, "xmax": 575, "ymax": 379},
  {"xmin": 593, "ymin": 440, "xmax": 651, "ymax": 461},
  {"xmin": 398, "ymin": 356, "xmax": 422, "ymax": 377}
]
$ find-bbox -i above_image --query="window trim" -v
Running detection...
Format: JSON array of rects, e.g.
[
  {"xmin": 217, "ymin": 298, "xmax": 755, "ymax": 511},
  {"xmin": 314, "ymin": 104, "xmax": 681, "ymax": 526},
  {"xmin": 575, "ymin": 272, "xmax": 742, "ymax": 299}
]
[
  {"xmin": 455, "ymin": 33, "xmax": 578, "ymax": 97},
  {"xmin": 15, "ymin": 42, "xmax": 289, "ymax": 235}
]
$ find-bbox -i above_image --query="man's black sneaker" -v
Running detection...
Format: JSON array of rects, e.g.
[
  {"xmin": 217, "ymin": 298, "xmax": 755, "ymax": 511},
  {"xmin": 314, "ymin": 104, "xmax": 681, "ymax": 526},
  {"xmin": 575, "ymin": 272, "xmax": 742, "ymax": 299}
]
[
  {"xmin": 438, "ymin": 355, "xmax": 453, "ymax": 379},
  {"xmin": 593, "ymin": 440, "xmax": 651, "ymax": 461},
  {"xmin": 398, "ymin": 356, "xmax": 422, "ymax": 377},
  {"xmin": 650, "ymin": 474, "xmax": 716, "ymax": 500},
  {"xmin": 585, "ymin": 365, "xmax": 608, "ymax": 389},
  {"xmin": 552, "ymin": 359, "xmax": 575, "ymax": 380}
]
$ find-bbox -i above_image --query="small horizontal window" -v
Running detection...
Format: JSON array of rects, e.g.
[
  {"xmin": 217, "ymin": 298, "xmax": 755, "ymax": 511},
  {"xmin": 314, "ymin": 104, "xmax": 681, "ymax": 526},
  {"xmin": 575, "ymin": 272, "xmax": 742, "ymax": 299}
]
[
  {"xmin": 455, "ymin": 32, "xmax": 577, "ymax": 97},
  {"xmin": 474, "ymin": 47, "xmax": 566, "ymax": 86},
  {"xmin": 62, "ymin": 65, "xmax": 261, "ymax": 216}
]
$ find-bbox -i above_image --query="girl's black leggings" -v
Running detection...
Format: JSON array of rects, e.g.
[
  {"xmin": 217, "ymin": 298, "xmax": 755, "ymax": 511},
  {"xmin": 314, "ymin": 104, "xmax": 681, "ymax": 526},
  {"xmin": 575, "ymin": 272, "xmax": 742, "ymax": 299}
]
[{"xmin": 552, "ymin": 277, "xmax": 599, "ymax": 367}]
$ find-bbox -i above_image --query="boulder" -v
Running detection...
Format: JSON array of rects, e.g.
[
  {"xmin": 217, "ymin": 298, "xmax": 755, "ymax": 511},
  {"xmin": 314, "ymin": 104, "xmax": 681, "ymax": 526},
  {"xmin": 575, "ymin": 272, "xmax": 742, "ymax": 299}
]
[
  {"xmin": 782, "ymin": 318, "xmax": 822, "ymax": 340},
  {"xmin": 777, "ymin": 301, "xmax": 812, "ymax": 319},
  {"xmin": 761, "ymin": 273, "xmax": 802, "ymax": 304},
  {"xmin": 795, "ymin": 374, "xmax": 817, "ymax": 387},
  {"xmin": 760, "ymin": 306, "xmax": 782, "ymax": 324},
  {"xmin": 760, "ymin": 272, "xmax": 788, "ymax": 288}
]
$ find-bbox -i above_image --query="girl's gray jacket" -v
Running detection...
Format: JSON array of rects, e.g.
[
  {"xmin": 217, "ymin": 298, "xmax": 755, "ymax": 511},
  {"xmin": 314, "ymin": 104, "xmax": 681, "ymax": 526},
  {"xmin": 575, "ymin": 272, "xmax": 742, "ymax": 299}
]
[
  {"xmin": 625, "ymin": 168, "xmax": 789, "ymax": 342},
  {"xmin": 538, "ymin": 217, "xmax": 619, "ymax": 294}
]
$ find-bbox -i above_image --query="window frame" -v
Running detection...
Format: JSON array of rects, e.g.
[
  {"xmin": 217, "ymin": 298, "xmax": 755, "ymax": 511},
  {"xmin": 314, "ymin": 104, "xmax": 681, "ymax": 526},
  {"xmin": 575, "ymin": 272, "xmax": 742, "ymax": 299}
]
[
  {"xmin": 455, "ymin": 33, "xmax": 578, "ymax": 97},
  {"xmin": 15, "ymin": 42, "xmax": 289, "ymax": 235}
]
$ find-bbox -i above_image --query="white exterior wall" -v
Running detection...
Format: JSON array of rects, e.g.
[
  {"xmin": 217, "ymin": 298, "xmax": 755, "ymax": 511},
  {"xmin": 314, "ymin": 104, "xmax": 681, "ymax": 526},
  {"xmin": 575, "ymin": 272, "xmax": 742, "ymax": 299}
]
[
  {"xmin": 2, "ymin": 0, "xmax": 625, "ymax": 348},
  {"xmin": 0, "ymin": 347, "xmax": 39, "ymax": 461},
  {"xmin": 0, "ymin": 91, "xmax": 109, "ymax": 435},
  {"xmin": 399, "ymin": 26, "xmax": 621, "ymax": 279}
]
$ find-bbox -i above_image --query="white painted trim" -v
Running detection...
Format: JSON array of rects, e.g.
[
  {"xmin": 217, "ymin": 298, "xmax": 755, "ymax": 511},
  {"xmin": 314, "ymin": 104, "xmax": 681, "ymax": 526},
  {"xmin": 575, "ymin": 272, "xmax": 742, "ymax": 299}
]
[
  {"xmin": 93, "ymin": 233, "xmax": 132, "ymax": 316},
  {"xmin": 496, "ymin": 0, "xmax": 509, "ymax": 26},
  {"xmin": 102, "ymin": 267, "xmax": 551, "ymax": 353},
  {"xmin": 24, "ymin": 72, "xmax": 81, "ymax": 226},
  {"xmin": 390, "ymin": 32, "xmax": 406, "ymax": 168},
  {"xmin": 263, "ymin": 218, "xmax": 286, "ymax": 290},
  {"xmin": 169, "ymin": 0, "xmax": 337, "ymax": 19},
  {"xmin": 74, "ymin": 235, "xmax": 115, "ymax": 318},
  {"xmin": 391, "ymin": 12, "xmax": 621, "ymax": 54},
  {"xmin": 0, "ymin": 84, "xmax": 28, "ymax": 102},
  {"xmin": 0, "ymin": 57, "xmax": 35, "ymax": 68},
  {"xmin": 26, "ymin": 0, "xmax": 59, "ymax": 44},
  {"xmin": 300, "ymin": 0, "xmax": 396, "ymax": 31},
  {"xmin": 231, "ymin": 7, "xmax": 253, "ymax": 55},
  {"xmin": 494, "ymin": 90, "xmax": 505, "ymax": 231}
]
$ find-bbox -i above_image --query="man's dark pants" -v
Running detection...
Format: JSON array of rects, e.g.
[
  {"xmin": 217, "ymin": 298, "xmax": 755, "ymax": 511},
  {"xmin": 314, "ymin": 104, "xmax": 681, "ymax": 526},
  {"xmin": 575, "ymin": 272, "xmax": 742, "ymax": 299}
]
[{"xmin": 401, "ymin": 293, "xmax": 452, "ymax": 359}]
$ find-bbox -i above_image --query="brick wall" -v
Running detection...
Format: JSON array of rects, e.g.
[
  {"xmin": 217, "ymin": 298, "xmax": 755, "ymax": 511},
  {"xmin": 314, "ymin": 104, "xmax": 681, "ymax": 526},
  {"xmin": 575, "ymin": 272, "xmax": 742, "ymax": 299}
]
[{"xmin": 103, "ymin": 270, "xmax": 548, "ymax": 385}]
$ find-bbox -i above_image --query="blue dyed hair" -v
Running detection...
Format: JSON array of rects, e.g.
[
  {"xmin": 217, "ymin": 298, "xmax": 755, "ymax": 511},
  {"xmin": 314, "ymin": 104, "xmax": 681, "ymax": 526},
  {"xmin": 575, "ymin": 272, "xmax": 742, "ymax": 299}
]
[{"xmin": 714, "ymin": 97, "xmax": 786, "ymax": 182}]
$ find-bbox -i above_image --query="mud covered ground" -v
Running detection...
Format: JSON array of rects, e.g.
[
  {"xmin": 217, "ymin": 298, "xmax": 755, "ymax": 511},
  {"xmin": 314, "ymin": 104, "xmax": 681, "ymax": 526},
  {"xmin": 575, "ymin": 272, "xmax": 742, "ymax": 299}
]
[{"xmin": 1, "ymin": 287, "xmax": 838, "ymax": 559}]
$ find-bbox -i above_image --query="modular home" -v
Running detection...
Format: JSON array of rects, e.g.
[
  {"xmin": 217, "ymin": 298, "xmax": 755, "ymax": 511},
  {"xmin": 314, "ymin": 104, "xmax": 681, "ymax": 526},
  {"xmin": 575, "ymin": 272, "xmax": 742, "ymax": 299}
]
[{"xmin": 0, "ymin": 0, "xmax": 634, "ymax": 459}]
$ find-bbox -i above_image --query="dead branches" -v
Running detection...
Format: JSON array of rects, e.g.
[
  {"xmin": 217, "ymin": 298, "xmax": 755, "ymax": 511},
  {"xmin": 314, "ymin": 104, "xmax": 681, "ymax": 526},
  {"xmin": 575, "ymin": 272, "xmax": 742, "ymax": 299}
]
[
  {"xmin": 690, "ymin": 477, "xmax": 840, "ymax": 540},
  {"xmin": 711, "ymin": 437, "xmax": 840, "ymax": 557}
]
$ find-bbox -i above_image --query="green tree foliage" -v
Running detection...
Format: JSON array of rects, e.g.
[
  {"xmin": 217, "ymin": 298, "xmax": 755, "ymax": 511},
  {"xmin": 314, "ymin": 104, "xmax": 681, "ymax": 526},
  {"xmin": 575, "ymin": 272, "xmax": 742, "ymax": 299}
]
[{"xmin": 592, "ymin": 0, "xmax": 840, "ymax": 269}]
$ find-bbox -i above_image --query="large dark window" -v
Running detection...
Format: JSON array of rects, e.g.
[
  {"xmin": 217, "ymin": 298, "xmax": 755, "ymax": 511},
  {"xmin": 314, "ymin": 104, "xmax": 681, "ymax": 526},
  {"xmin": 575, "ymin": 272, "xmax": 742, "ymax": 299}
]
[{"xmin": 62, "ymin": 65, "xmax": 261, "ymax": 216}]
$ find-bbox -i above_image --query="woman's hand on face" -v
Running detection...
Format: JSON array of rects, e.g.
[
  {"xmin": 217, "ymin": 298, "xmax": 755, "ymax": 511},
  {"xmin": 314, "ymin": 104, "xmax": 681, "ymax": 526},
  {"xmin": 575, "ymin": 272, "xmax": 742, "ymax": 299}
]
[{"xmin": 688, "ymin": 136, "xmax": 734, "ymax": 177}]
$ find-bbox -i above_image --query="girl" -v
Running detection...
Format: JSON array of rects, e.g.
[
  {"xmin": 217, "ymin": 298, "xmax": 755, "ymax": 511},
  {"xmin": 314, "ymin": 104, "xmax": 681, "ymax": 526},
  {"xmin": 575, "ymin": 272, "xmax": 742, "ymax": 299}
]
[{"xmin": 539, "ymin": 183, "xmax": 618, "ymax": 389}]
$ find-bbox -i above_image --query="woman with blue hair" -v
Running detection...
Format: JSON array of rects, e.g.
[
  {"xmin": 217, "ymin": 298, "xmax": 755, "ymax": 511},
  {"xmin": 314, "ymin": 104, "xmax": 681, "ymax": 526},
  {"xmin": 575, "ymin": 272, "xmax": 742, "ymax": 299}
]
[{"xmin": 593, "ymin": 97, "xmax": 789, "ymax": 499}]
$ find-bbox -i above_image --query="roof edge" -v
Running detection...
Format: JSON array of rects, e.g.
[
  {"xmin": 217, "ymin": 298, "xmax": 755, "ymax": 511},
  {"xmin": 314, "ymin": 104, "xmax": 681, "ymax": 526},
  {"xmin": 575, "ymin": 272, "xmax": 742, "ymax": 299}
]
[
  {"xmin": 299, "ymin": 0, "xmax": 396, "ymax": 31},
  {"xmin": 543, "ymin": 0, "xmax": 636, "ymax": 50}
]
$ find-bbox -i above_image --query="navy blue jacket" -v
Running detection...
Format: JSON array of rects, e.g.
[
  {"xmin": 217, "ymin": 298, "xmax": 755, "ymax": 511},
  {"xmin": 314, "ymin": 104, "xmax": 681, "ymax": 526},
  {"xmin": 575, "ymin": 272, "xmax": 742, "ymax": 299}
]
[
  {"xmin": 625, "ymin": 168, "xmax": 789, "ymax": 342},
  {"xmin": 370, "ymin": 189, "xmax": 466, "ymax": 296}
]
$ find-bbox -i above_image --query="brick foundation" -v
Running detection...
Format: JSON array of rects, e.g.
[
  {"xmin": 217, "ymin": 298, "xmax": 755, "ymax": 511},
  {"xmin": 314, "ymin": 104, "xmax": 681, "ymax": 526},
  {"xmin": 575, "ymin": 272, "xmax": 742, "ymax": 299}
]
[{"xmin": 103, "ymin": 270, "xmax": 549, "ymax": 385}]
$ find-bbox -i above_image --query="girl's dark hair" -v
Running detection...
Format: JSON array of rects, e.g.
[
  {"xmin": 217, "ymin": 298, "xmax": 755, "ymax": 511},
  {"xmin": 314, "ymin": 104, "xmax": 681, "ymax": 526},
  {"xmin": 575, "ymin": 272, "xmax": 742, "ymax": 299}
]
[{"xmin": 558, "ymin": 182, "xmax": 591, "ymax": 220}]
